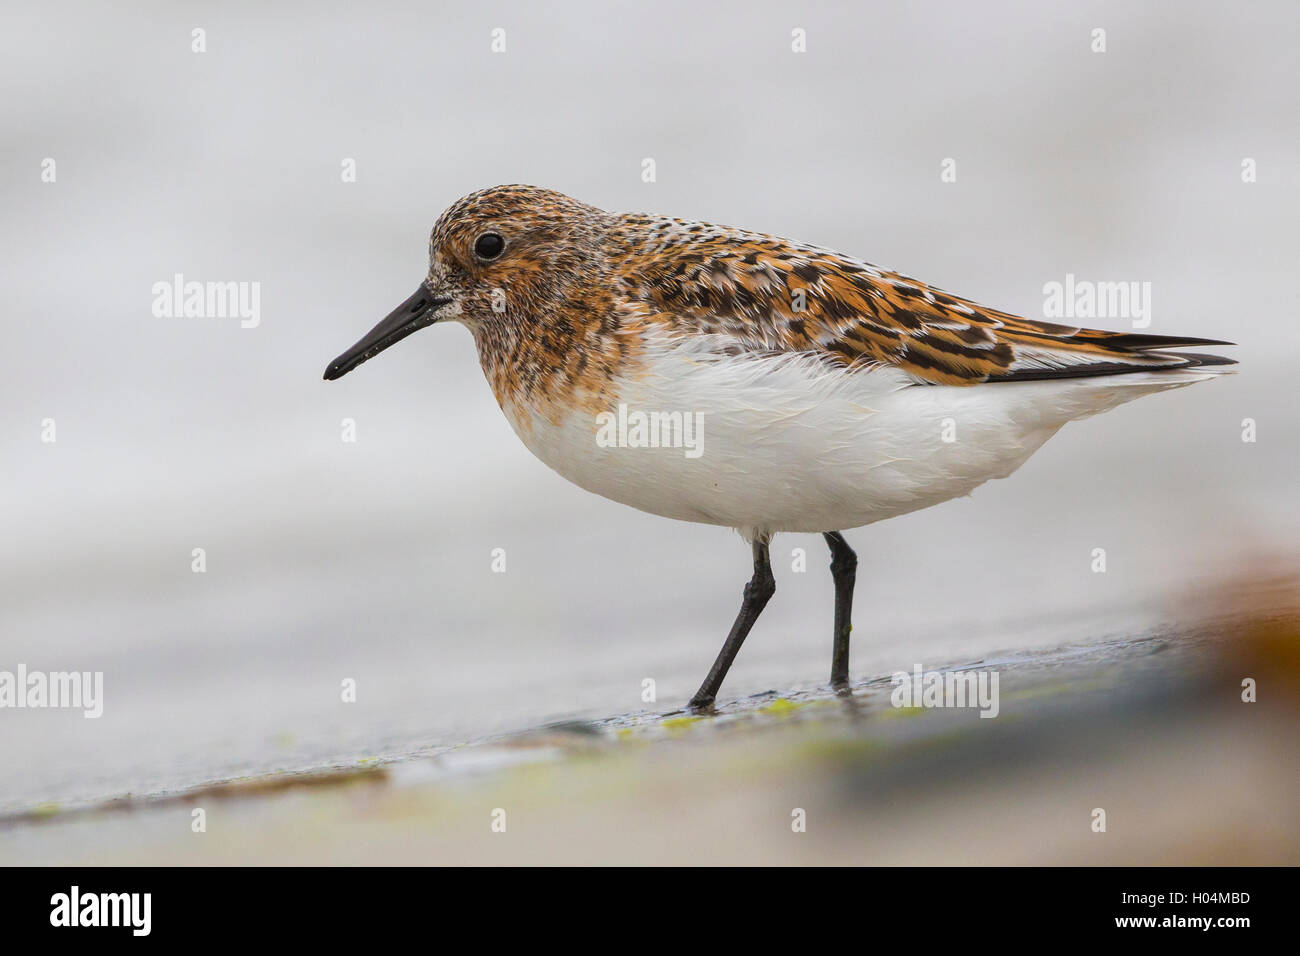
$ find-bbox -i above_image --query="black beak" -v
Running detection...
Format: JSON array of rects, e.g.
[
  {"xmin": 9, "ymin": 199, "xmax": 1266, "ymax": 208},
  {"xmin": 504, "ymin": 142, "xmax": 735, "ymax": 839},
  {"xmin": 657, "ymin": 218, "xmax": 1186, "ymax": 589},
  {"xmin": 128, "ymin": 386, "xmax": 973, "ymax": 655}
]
[{"xmin": 323, "ymin": 283, "xmax": 451, "ymax": 381}]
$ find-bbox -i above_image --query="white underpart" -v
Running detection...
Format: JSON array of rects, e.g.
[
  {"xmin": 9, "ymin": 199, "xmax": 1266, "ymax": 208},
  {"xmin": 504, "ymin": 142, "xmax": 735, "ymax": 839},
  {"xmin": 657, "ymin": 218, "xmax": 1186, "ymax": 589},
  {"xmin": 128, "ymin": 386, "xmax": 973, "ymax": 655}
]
[{"xmin": 499, "ymin": 333, "xmax": 1225, "ymax": 540}]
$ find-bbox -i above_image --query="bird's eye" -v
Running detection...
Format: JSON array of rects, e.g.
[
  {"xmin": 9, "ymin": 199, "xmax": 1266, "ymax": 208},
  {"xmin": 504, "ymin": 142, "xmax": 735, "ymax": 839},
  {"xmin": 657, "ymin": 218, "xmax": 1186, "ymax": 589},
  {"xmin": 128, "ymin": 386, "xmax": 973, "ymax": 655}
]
[{"xmin": 474, "ymin": 232, "xmax": 505, "ymax": 260}]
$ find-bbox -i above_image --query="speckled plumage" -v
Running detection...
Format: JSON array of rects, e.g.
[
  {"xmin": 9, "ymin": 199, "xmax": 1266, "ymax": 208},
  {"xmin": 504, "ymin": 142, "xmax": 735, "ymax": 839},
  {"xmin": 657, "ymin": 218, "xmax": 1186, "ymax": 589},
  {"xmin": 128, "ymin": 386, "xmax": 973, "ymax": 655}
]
[{"xmin": 418, "ymin": 184, "xmax": 1231, "ymax": 425}]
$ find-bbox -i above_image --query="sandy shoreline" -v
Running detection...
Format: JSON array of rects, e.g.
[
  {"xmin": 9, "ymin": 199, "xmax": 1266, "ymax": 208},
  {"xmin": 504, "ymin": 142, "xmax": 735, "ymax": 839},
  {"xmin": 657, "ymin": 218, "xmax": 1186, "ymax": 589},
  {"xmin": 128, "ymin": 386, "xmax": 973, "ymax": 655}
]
[{"xmin": 5, "ymin": 612, "xmax": 1297, "ymax": 865}]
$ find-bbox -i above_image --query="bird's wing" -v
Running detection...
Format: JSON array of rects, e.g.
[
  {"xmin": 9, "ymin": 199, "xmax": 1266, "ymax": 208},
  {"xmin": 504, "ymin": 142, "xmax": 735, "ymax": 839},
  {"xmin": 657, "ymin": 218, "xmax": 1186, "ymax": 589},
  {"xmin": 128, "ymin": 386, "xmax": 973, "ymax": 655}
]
[{"xmin": 620, "ymin": 221, "xmax": 1233, "ymax": 385}]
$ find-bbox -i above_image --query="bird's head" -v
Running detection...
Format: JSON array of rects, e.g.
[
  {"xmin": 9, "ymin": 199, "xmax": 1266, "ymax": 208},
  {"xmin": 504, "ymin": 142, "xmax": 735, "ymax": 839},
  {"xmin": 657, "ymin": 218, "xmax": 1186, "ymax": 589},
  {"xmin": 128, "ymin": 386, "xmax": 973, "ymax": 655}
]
[{"xmin": 324, "ymin": 184, "xmax": 610, "ymax": 381}]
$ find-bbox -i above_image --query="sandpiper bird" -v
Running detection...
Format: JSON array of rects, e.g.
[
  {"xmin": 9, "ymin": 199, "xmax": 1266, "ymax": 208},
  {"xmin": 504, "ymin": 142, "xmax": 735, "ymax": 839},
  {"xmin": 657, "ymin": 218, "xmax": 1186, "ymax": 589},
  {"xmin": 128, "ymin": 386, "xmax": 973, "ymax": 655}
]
[{"xmin": 324, "ymin": 185, "xmax": 1234, "ymax": 710}]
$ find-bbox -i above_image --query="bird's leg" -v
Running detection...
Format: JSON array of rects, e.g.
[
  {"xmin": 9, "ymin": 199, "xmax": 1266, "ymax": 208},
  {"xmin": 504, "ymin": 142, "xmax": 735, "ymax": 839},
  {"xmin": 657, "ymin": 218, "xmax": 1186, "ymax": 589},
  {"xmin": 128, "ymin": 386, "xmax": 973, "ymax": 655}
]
[
  {"xmin": 823, "ymin": 531, "xmax": 857, "ymax": 692},
  {"xmin": 688, "ymin": 537, "xmax": 775, "ymax": 712}
]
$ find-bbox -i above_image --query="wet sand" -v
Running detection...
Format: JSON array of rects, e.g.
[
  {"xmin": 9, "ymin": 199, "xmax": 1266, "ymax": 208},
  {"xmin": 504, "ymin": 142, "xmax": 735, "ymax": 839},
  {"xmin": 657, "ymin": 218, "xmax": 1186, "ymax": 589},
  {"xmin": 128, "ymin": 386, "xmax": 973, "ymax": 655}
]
[{"xmin": 5, "ymin": 600, "xmax": 1297, "ymax": 866}]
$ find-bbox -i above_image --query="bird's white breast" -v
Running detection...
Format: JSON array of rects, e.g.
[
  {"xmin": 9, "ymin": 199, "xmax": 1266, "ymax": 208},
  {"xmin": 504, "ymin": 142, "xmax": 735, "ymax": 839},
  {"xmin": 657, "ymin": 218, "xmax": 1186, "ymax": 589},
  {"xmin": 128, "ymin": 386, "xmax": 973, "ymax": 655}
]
[{"xmin": 496, "ymin": 334, "xmax": 1204, "ymax": 538}]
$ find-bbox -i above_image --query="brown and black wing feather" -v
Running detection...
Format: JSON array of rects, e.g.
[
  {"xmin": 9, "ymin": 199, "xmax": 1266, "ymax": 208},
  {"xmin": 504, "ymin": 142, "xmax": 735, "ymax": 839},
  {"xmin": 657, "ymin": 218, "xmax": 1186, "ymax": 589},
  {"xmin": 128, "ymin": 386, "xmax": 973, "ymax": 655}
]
[{"xmin": 617, "ymin": 217, "xmax": 1236, "ymax": 384}]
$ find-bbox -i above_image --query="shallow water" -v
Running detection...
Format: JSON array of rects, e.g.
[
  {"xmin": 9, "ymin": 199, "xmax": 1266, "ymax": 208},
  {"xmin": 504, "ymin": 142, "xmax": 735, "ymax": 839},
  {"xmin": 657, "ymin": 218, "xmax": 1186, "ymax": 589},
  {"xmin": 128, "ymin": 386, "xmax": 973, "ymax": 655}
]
[
  {"xmin": 0, "ymin": 631, "xmax": 1203, "ymax": 824},
  {"xmin": 6, "ymin": 619, "xmax": 1298, "ymax": 865}
]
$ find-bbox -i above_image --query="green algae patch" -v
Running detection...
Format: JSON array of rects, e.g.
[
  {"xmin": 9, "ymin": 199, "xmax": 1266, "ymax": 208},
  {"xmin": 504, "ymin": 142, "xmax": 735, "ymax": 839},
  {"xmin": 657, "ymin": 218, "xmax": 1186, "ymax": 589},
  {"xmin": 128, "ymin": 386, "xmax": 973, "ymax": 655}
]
[{"xmin": 660, "ymin": 715, "xmax": 706, "ymax": 732}]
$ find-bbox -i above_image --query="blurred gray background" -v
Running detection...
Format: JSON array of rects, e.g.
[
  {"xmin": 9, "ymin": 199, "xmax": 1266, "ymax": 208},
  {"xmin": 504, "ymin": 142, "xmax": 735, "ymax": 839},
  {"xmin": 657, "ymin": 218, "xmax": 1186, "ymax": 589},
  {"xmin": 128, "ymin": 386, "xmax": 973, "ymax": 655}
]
[{"xmin": 2, "ymin": 0, "xmax": 1297, "ymax": 813}]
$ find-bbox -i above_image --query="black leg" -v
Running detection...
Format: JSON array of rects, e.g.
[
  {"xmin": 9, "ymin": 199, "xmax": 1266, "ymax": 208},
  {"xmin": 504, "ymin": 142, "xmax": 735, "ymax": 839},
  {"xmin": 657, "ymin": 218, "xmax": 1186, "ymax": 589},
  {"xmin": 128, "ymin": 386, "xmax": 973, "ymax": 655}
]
[
  {"xmin": 688, "ymin": 537, "xmax": 775, "ymax": 711},
  {"xmin": 823, "ymin": 531, "xmax": 857, "ymax": 691}
]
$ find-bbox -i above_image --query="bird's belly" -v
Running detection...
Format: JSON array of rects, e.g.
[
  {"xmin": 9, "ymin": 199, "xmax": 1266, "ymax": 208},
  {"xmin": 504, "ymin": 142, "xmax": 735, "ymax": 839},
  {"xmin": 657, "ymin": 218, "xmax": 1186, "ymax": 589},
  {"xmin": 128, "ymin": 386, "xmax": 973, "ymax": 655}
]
[{"xmin": 496, "ymin": 341, "xmax": 1171, "ymax": 536}]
